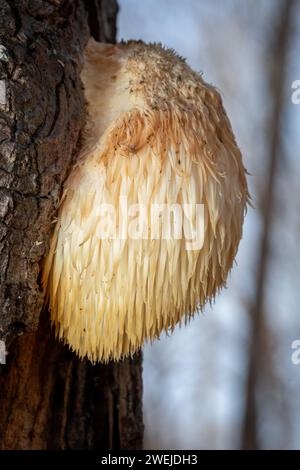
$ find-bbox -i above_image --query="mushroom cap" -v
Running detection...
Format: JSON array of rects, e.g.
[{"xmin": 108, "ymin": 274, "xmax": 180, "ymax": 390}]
[{"xmin": 42, "ymin": 40, "xmax": 249, "ymax": 362}]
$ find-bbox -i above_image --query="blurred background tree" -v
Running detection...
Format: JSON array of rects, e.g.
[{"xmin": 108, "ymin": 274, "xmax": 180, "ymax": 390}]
[
  {"xmin": 118, "ymin": 0, "xmax": 300, "ymax": 450},
  {"xmin": 242, "ymin": 0, "xmax": 295, "ymax": 450}
]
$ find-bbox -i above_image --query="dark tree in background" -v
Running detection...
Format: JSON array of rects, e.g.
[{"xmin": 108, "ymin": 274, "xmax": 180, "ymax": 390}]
[
  {"xmin": 0, "ymin": 0, "xmax": 143, "ymax": 450},
  {"xmin": 242, "ymin": 0, "xmax": 295, "ymax": 450}
]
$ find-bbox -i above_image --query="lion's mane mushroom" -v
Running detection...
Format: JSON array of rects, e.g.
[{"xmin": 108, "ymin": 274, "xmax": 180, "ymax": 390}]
[{"xmin": 42, "ymin": 39, "xmax": 249, "ymax": 362}]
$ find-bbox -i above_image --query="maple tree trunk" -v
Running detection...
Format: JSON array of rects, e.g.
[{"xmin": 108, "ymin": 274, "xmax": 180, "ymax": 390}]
[{"xmin": 0, "ymin": 0, "xmax": 143, "ymax": 450}]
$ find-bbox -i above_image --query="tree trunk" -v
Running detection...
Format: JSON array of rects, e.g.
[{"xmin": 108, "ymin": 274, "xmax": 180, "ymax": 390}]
[{"xmin": 0, "ymin": 0, "xmax": 143, "ymax": 450}]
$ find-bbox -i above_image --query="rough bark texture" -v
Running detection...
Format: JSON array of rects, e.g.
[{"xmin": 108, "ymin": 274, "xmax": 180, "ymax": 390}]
[
  {"xmin": 0, "ymin": 0, "xmax": 143, "ymax": 450},
  {"xmin": 0, "ymin": 311, "xmax": 143, "ymax": 449}
]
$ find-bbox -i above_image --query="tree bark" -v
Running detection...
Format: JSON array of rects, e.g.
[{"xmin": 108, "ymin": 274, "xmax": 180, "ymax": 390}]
[{"xmin": 0, "ymin": 0, "xmax": 143, "ymax": 450}]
